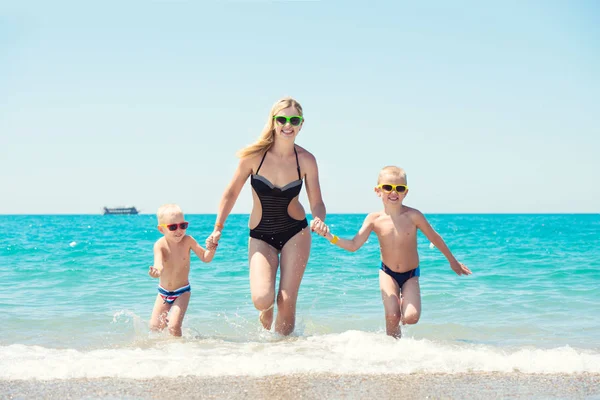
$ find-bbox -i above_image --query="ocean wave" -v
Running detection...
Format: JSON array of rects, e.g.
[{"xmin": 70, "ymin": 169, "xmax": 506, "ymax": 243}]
[{"xmin": 1, "ymin": 331, "xmax": 598, "ymax": 380}]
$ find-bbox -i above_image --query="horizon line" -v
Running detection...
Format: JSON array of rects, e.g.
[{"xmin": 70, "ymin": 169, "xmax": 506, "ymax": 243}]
[{"xmin": 1, "ymin": 212, "xmax": 598, "ymax": 216}]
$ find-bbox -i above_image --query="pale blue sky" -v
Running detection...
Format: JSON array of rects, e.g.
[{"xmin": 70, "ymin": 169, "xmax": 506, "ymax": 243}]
[{"xmin": 1, "ymin": 1, "xmax": 598, "ymax": 214}]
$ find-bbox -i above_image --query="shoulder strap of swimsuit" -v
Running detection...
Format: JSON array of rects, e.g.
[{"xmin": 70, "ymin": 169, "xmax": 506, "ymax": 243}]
[
  {"xmin": 255, "ymin": 151, "xmax": 268, "ymax": 175},
  {"xmin": 294, "ymin": 147, "xmax": 301, "ymax": 180}
]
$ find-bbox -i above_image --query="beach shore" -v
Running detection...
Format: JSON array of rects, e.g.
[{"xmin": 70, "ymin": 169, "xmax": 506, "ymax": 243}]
[{"xmin": 2, "ymin": 373, "xmax": 599, "ymax": 399}]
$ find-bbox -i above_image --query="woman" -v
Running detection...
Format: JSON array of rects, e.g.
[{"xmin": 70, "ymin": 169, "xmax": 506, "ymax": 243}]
[{"xmin": 207, "ymin": 97, "xmax": 327, "ymax": 336}]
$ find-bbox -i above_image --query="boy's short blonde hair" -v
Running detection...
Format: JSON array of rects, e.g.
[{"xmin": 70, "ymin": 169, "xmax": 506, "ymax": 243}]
[
  {"xmin": 377, "ymin": 166, "xmax": 407, "ymax": 184},
  {"xmin": 157, "ymin": 204, "xmax": 183, "ymax": 224}
]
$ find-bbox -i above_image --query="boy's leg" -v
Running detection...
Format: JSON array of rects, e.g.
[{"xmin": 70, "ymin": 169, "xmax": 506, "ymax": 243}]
[
  {"xmin": 248, "ymin": 238, "xmax": 279, "ymax": 330},
  {"xmin": 166, "ymin": 291, "xmax": 191, "ymax": 337},
  {"xmin": 150, "ymin": 294, "xmax": 171, "ymax": 332},
  {"xmin": 379, "ymin": 270, "xmax": 401, "ymax": 338},
  {"xmin": 400, "ymin": 277, "xmax": 421, "ymax": 325},
  {"xmin": 277, "ymin": 227, "xmax": 311, "ymax": 336}
]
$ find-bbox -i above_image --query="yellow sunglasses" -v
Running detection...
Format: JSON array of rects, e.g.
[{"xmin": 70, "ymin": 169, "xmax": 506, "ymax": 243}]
[{"xmin": 377, "ymin": 184, "xmax": 408, "ymax": 193}]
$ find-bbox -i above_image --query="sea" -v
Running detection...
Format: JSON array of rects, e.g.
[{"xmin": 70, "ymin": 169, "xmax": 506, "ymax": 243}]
[{"xmin": 1, "ymin": 214, "xmax": 599, "ymax": 380}]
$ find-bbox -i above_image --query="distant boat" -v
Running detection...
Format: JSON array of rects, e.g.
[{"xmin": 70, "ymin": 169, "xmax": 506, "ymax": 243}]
[{"xmin": 103, "ymin": 206, "xmax": 139, "ymax": 215}]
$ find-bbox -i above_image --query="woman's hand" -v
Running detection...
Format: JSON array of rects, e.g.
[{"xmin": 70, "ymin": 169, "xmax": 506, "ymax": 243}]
[
  {"xmin": 310, "ymin": 217, "xmax": 329, "ymax": 237},
  {"xmin": 206, "ymin": 230, "xmax": 222, "ymax": 250}
]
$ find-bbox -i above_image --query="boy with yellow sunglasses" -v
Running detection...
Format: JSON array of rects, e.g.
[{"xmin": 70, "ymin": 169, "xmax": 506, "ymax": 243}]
[{"xmin": 312, "ymin": 166, "xmax": 471, "ymax": 338}]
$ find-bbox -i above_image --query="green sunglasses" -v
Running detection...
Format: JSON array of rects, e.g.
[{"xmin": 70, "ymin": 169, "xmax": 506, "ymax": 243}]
[{"xmin": 273, "ymin": 115, "xmax": 303, "ymax": 126}]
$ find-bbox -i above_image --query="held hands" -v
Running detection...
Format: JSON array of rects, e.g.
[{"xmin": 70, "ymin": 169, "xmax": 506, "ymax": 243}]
[
  {"xmin": 205, "ymin": 230, "xmax": 221, "ymax": 251},
  {"xmin": 148, "ymin": 266, "xmax": 161, "ymax": 278},
  {"xmin": 205, "ymin": 236, "xmax": 219, "ymax": 251},
  {"xmin": 450, "ymin": 260, "xmax": 472, "ymax": 276},
  {"xmin": 310, "ymin": 217, "xmax": 330, "ymax": 238}
]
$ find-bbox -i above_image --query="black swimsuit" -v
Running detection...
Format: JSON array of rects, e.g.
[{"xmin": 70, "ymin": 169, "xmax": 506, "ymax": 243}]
[{"xmin": 249, "ymin": 147, "xmax": 308, "ymax": 250}]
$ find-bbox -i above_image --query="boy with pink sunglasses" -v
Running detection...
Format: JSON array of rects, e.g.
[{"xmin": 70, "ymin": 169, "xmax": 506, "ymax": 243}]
[
  {"xmin": 312, "ymin": 166, "xmax": 471, "ymax": 338},
  {"xmin": 148, "ymin": 203, "xmax": 217, "ymax": 336}
]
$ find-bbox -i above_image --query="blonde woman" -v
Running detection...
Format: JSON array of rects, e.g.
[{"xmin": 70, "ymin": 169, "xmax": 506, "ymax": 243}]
[{"xmin": 207, "ymin": 97, "xmax": 327, "ymax": 336}]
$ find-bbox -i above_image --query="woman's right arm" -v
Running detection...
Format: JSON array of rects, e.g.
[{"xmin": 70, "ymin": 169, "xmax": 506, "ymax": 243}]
[{"xmin": 210, "ymin": 157, "xmax": 253, "ymax": 242}]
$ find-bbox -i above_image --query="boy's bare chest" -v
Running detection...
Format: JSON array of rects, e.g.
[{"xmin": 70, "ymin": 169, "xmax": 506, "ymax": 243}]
[
  {"xmin": 376, "ymin": 218, "xmax": 416, "ymax": 240},
  {"xmin": 162, "ymin": 247, "xmax": 190, "ymax": 268}
]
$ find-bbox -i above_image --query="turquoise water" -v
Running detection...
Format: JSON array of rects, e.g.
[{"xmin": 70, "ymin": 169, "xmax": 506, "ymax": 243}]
[{"xmin": 1, "ymin": 214, "xmax": 599, "ymax": 379}]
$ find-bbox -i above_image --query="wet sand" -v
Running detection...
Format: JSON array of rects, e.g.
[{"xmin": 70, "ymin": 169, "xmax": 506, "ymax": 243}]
[{"xmin": 2, "ymin": 373, "xmax": 599, "ymax": 399}]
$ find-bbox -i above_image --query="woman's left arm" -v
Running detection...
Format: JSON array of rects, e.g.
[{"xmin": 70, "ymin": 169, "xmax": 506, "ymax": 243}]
[{"xmin": 303, "ymin": 151, "xmax": 326, "ymax": 222}]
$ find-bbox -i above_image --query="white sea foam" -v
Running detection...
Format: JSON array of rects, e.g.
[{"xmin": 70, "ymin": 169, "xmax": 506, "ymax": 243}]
[{"xmin": 1, "ymin": 331, "xmax": 598, "ymax": 380}]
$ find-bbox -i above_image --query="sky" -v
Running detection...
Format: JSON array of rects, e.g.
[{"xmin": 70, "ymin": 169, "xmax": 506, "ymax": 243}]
[{"xmin": 1, "ymin": 0, "xmax": 599, "ymax": 214}]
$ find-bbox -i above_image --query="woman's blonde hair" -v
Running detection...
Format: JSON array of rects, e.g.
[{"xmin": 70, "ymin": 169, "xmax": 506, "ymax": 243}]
[{"xmin": 236, "ymin": 97, "xmax": 304, "ymax": 159}]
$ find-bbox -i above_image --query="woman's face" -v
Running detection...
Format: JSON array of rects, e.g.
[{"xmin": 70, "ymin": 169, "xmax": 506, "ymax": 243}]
[{"xmin": 273, "ymin": 106, "xmax": 303, "ymax": 140}]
